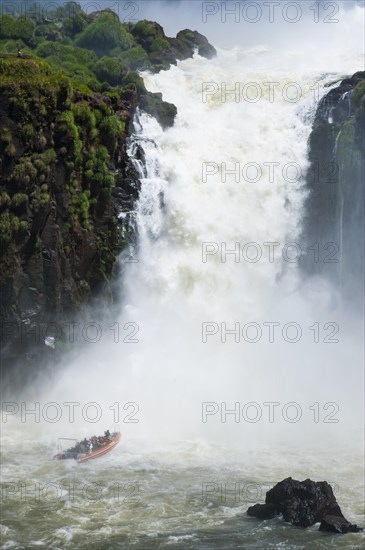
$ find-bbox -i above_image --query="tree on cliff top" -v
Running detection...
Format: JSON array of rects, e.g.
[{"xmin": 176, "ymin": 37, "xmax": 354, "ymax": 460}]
[{"xmin": 75, "ymin": 11, "xmax": 134, "ymax": 56}]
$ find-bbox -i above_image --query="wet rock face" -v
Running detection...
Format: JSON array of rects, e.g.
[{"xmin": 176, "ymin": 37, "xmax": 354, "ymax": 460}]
[
  {"xmin": 247, "ymin": 503, "xmax": 277, "ymax": 519},
  {"xmin": 174, "ymin": 29, "xmax": 217, "ymax": 60},
  {"xmin": 139, "ymin": 91, "xmax": 177, "ymax": 129},
  {"xmin": 265, "ymin": 477, "xmax": 338, "ymax": 527},
  {"xmin": 319, "ymin": 513, "xmax": 363, "ymax": 534},
  {"xmin": 0, "ymin": 59, "xmax": 137, "ymax": 372},
  {"xmin": 0, "ymin": 14, "xmax": 217, "ymax": 376},
  {"xmin": 247, "ymin": 477, "xmax": 362, "ymax": 533},
  {"xmin": 130, "ymin": 20, "xmax": 217, "ymax": 71},
  {"xmin": 302, "ymin": 71, "xmax": 365, "ymax": 301},
  {"xmin": 125, "ymin": 21, "xmax": 216, "ymax": 125}
]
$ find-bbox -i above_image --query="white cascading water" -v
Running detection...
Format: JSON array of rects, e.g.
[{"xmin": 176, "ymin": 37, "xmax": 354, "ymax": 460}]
[
  {"xmin": 18, "ymin": 47, "xmax": 362, "ymax": 450},
  {"xmin": 111, "ymin": 48, "xmax": 363, "ymax": 446},
  {"xmin": 2, "ymin": 46, "xmax": 364, "ymax": 549}
]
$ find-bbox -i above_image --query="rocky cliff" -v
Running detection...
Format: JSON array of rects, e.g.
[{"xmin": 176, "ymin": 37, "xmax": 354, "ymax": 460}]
[
  {"xmin": 0, "ymin": 6, "xmax": 216, "ymax": 373},
  {"xmin": 0, "ymin": 57, "xmax": 138, "ymax": 369},
  {"xmin": 303, "ymin": 71, "xmax": 365, "ymax": 300}
]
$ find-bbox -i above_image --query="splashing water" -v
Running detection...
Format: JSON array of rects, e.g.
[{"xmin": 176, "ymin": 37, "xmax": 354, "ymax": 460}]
[{"xmin": 1, "ymin": 47, "xmax": 364, "ymax": 549}]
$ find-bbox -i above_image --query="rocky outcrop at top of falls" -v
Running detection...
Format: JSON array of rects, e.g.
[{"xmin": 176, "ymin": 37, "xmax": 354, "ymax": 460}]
[
  {"xmin": 247, "ymin": 477, "xmax": 363, "ymax": 534},
  {"xmin": 302, "ymin": 71, "xmax": 365, "ymax": 295},
  {"xmin": 0, "ymin": 7, "xmax": 216, "ymax": 374}
]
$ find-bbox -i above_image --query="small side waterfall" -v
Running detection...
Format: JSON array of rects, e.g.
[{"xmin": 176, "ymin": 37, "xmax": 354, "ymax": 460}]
[{"xmin": 126, "ymin": 108, "xmax": 167, "ymax": 243}]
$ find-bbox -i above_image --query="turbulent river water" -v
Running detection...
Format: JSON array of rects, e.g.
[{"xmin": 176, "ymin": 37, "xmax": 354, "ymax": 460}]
[{"xmin": 1, "ymin": 47, "xmax": 364, "ymax": 549}]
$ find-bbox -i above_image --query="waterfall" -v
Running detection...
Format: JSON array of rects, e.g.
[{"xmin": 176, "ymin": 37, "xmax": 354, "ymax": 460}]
[
  {"xmin": 28, "ymin": 48, "xmax": 363, "ymax": 449},
  {"xmin": 110, "ymin": 49, "xmax": 362, "ymax": 445},
  {"xmin": 126, "ymin": 108, "xmax": 167, "ymax": 243}
]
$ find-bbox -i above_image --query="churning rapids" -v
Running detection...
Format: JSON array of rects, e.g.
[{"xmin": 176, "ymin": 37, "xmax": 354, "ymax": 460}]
[{"xmin": 1, "ymin": 47, "xmax": 364, "ymax": 549}]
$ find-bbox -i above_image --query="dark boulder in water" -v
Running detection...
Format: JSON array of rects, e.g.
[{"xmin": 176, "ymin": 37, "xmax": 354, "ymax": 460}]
[
  {"xmin": 247, "ymin": 503, "xmax": 278, "ymax": 519},
  {"xmin": 266, "ymin": 477, "xmax": 337, "ymax": 527},
  {"xmin": 320, "ymin": 512, "xmax": 363, "ymax": 534},
  {"xmin": 247, "ymin": 477, "xmax": 362, "ymax": 533}
]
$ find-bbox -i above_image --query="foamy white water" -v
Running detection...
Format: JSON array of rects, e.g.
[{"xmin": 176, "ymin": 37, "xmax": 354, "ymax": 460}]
[
  {"xmin": 10, "ymin": 47, "xmax": 363, "ymax": 447},
  {"xmin": 1, "ymin": 44, "xmax": 364, "ymax": 549}
]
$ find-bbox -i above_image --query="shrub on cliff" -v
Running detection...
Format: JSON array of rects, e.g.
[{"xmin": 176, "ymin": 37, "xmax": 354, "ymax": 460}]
[
  {"xmin": 34, "ymin": 22, "xmax": 63, "ymax": 43},
  {"xmin": 93, "ymin": 57, "xmax": 127, "ymax": 86},
  {"xmin": 10, "ymin": 158, "xmax": 38, "ymax": 189},
  {"xmin": 0, "ymin": 210, "xmax": 20, "ymax": 248},
  {"xmin": 0, "ymin": 15, "xmax": 35, "ymax": 44},
  {"xmin": 130, "ymin": 20, "xmax": 168, "ymax": 53},
  {"xmin": 352, "ymin": 80, "xmax": 365, "ymax": 109},
  {"xmin": 118, "ymin": 45, "xmax": 150, "ymax": 70},
  {"xmin": 34, "ymin": 41, "xmax": 100, "ymax": 89},
  {"xmin": 0, "ymin": 192, "xmax": 11, "ymax": 210},
  {"xmin": 35, "ymin": 41, "xmax": 96, "ymax": 64},
  {"xmin": 63, "ymin": 12, "xmax": 88, "ymax": 38},
  {"xmin": 99, "ymin": 115, "xmax": 125, "ymax": 152},
  {"xmin": 55, "ymin": 111, "xmax": 82, "ymax": 164},
  {"xmin": 174, "ymin": 29, "xmax": 217, "ymax": 59},
  {"xmin": 70, "ymin": 189, "xmax": 91, "ymax": 230},
  {"xmin": 30, "ymin": 184, "xmax": 51, "ymax": 213},
  {"xmin": 72, "ymin": 103, "xmax": 97, "ymax": 138},
  {"xmin": 0, "ymin": 58, "xmax": 72, "ymax": 111},
  {"xmin": 75, "ymin": 12, "xmax": 134, "ymax": 56},
  {"xmin": 121, "ymin": 71, "xmax": 146, "ymax": 92},
  {"xmin": 10, "ymin": 192, "xmax": 28, "ymax": 213}
]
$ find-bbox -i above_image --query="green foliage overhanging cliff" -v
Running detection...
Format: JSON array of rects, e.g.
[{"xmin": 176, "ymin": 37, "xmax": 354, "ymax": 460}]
[
  {"xmin": 0, "ymin": 3, "xmax": 216, "ymax": 124},
  {"xmin": 0, "ymin": 3, "xmax": 216, "ymax": 370}
]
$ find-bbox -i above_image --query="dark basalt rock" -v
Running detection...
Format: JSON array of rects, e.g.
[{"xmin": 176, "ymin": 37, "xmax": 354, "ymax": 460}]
[
  {"xmin": 0, "ymin": 12, "xmax": 216, "ymax": 376},
  {"xmin": 130, "ymin": 20, "xmax": 217, "ymax": 73},
  {"xmin": 265, "ymin": 477, "xmax": 338, "ymax": 527},
  {"xmin": 175, "ymin": 29, "xmax": 217, "ymax": 60},
  {"xmin": 247, "ymin": 477, "xmax": 362, "ymax": 533},
  {"xmin": 320, "ymin": 512, "xmax": 362, "ymax": 534},
  {"xmin": 121, "ymin": 71, "xmax": 177, "ymax": 129},
  {"xmin": 139, "ymin": 91, "xmax": 177, "ymax": 129},
  {"xmin": 302, "ymin": 70, "xmax": 365, "ymax": 304},
  {"xmin": 247, "ymin": 503, "xmax": 278, "ymax": 519},
  {"xmin": 0, "ymin": 59, "xmax": 137, "ymax": 375}
]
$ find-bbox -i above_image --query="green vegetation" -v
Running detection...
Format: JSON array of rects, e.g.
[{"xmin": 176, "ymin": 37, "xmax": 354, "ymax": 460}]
[
  {"xmin": 72, "ymin": 102, "xmax": 97, "ymax": 137},
  {"xmin": 0, "ymin": 191, "xmax": 11, "ymax": 210},
  {"xmin": 56, "ymin": 111, "xmax": 82, "ymax": 164},
  {"xmin": 94, "ymin": 57, "xmax": 126, "ymax": 86},
  {"xmin": 99, "ymin": 116, "xmax": 126, "ymax": 152},
  {"xmin": 119, "ymin": 45, "xmax": 150, "ymax": 70},
  {"xmin": 75, "ymin": 11, "xmax": 134, "ymax": 56},
  {"xmin": 0, "ymin": 3, "xmax": 216, "ymax": 364},
  {"xmin": 352, "ymin": 79, "xmax": 365, "ymax": 108},
  {"xmin": 0, "ymin": 5, "xmax": 215, "ymax": 92},
  {"xmin": 30, "ymin": 184, "xmax": 51, "ymax": 213},
  {"xmin": 0, "ymin": 54, "xmax": 127, "ymax": 247},
  {"xmin": 121, "ymin": 71, "xmax": 146, "ymax": 91},
  {"xmin": 0, "ymin": 15, "xmax": 35, "ymax": 44},
  {"xmin": 10, "ymin": 192, "xmax": 28, "ymax": 213},
  {"xmin": 131, "ymin": 20, "xmax": 167, "ymax": 53},
  {"xmin": 0, "ymin": 10, "xmax": 173, "ymax": 96},
  {"xmin": 0, "ymin": 210, "xmax": 20, "ymax": 246},
  {"xmin": 70, "ymin": 189, "xmax": 91, "ymax": 230},
  {"xmin": 0, "ymin": 5, "xmax": 215, "ymax": 130},
  {"xmin": 0, "ymin": 4, "xmax": 217, "ymax": 357}
]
